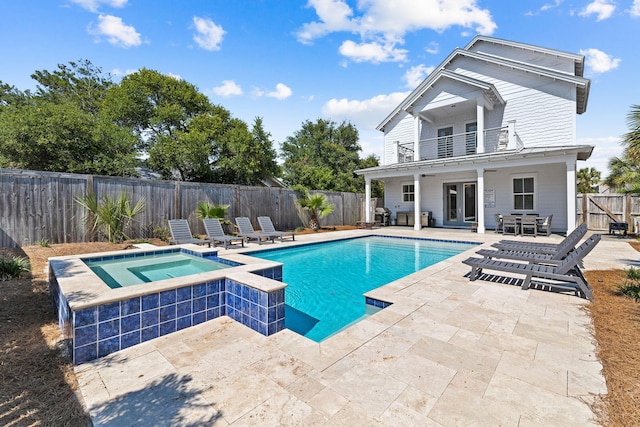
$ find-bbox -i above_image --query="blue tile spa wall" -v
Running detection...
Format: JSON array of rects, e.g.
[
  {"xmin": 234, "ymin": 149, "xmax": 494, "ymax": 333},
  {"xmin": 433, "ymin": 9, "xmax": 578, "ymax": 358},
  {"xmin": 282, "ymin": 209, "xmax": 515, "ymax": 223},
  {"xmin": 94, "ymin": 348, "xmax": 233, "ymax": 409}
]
[{"xmin": 68, "ymin": 275, "xmax": 285, "ymax": 364}]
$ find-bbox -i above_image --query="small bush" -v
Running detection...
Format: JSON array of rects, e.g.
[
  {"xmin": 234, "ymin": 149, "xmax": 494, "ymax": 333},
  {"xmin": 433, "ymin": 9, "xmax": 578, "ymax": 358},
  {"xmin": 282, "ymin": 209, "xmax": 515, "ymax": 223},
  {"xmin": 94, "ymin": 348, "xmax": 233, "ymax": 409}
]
[
  {"xmin": 153, "ymin": 226, "xmax": 171, "ymax": 241},
  {"xmin": 618, "ymin": 267, "xmax": 640, "ymax": 302},
  {"xmin": 0, "ymin": 256, "xmax": 31, "ymax": 281},
  {"xmin": 39, "ymin": 238, "xmax": 50, "ymax": 247}
]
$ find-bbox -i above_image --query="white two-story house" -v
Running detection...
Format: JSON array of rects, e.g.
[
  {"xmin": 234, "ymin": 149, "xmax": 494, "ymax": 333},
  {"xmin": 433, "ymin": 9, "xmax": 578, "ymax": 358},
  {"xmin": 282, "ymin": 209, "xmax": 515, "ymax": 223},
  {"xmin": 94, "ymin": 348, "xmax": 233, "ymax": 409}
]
[{"xmin": 356, "ymin": 35, "xmax": 592, "ymax": 234}]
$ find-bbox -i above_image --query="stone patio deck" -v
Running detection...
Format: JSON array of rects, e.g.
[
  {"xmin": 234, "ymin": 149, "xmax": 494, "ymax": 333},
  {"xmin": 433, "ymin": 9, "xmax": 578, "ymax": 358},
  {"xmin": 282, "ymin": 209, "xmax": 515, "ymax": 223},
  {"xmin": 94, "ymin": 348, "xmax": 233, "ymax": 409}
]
[{"xmin": 74, "ymin": 228, "xmax": 636, "ymax": 426}]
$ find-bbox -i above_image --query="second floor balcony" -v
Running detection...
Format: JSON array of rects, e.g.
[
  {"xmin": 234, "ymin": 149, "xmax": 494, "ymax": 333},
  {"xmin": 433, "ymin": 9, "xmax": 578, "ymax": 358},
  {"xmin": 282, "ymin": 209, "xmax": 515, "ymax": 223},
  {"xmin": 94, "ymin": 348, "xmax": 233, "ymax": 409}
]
[{"xmin": 394, "ymin": 121, "xmax": 524, "ymax": 164}]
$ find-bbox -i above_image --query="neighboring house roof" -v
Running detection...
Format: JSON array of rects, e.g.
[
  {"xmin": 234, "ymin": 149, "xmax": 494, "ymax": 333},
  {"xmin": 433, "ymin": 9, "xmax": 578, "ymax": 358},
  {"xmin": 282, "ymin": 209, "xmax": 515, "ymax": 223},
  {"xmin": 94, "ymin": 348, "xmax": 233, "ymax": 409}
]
[
  {"xmin": 377, "ymin": 35, "xmax": 589, "ymax": 132},
  {"xmin": 355, "ymin": 145, "xmax": 594, "ymax": 176}
]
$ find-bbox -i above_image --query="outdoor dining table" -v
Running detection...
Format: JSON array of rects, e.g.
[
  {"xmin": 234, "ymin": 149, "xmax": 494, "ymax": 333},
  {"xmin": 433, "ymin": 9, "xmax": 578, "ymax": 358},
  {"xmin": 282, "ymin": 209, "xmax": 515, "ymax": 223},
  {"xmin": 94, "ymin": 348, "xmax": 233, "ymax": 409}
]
[{"xmin": 501, "ymin": 214, "xmax": 545, "ymax": 235}]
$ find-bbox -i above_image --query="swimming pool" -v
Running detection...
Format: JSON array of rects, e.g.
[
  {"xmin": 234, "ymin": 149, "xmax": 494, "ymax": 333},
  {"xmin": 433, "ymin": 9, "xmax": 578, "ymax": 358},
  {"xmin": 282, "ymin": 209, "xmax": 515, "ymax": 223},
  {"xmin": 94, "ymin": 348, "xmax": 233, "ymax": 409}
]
[
  {"xmin": 84, "ymin": 251, "xmax": 231, "ymax": 288},
  {"xmin": 252, "ymin": 236, "xmax": 475, "ymax": 341}
]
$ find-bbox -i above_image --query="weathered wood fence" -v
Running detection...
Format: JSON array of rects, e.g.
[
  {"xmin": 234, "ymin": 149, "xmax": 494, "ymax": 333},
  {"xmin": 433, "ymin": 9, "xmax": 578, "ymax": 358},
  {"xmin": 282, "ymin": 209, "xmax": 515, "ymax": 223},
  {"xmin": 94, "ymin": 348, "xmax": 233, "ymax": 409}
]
[
  {"xmin": 0, "ymin": 169, "xmax": 365, "ymax": 248},
  {"xmin": 577, "ymin": 193, "xmax": 640, "ymax": 233}
]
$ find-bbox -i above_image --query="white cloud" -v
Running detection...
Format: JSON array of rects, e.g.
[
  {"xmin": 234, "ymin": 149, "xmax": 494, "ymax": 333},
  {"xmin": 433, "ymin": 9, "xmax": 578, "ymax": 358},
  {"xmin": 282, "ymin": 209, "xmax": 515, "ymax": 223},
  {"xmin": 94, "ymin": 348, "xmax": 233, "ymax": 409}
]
[
  {"xmin": 322, "ymin": 91, "xmax": 410, "ymax": 130},
  {"xmin": 339, "ymin": 40, "xmax": 407, "ymax": 63},
  {"xmin": 580, "ymin": 48, "xmax": 621, "ymax": 73},
  {"xmin": 425, "ymin": 42, "xmax": 439, "ymax": 55},
  {"xmin": 296, "ymin": 0, "xmax": 496, "ymax": 63},
  {"xmin": 578, "ymin": 136, "xmax": 623, "ymax": 175},
  {"xmin": 166, "ymin": 72, "xmax": 181, "ymax": 80},
  {"xmin": 579, "ymin": 0, "xmax": 616, "ymax": 21},
  {"xmin": 403, "ymin": 64, "xmax": 435, "ymax": 88},
  {"xmin": 631, "ymin": 0, "xmax": 640, "ymax": 16},
  {"xmin": 213, "ymin": 80, "xmax": 243, "ymax": 97},
  {"xmin": 111, "ymin": 67, "xmax": 137, "ymax": 77},
  {"xmin": 192, "ymin": 17, "xmax": 225, "ymax": 51},
  {"xmin": 71, "ymin": 0, "xmax": 128, "ymax": 12},
  {"xmin": 266, "ymin": 83, "xmax": 292, "ymax": 100},
  {"xmin": 91, "ymin": 14, "xmax": 141, "ymax": 48}
]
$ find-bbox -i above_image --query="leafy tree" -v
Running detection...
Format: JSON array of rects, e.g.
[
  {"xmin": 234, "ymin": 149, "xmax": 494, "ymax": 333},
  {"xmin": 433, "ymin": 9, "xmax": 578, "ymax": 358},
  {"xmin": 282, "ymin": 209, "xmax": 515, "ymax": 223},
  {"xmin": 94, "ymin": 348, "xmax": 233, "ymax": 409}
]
[
  {"xmin": 297, "ymin": 190, "xmax": 335, "ymax": 230},
  {"xmin": 0, "ymin": 61, "xmax": 139, "ymax": 175},
  {"xmin": 577, "ymin": 167, "xmax": 601, "ymax": 193},
  {"xmin": 214, "ymin": 117, "xmax": 281, "ymax": 185},
  {"xmin": 281, "ymin": 119, "xmax": 363, "ymax": 192},
  {"xmin": 358, "ymin": 154, "xmax": 384, "ymax": 198},
  {"xmin": 104, "ymin": 70, "xmax": 279, "ymax": 183}
]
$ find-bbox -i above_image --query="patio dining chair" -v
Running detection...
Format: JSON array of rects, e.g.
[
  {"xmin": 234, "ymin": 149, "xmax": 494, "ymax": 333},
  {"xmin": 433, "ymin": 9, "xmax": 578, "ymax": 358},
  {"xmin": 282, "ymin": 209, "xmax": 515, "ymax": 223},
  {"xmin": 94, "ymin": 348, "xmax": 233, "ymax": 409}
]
[
  {"xmin": 537, "ymin": 214, "xmax": 553, "ymax": 236},
  {"xmin": 502, "ymin": 215, "xmax": 519, "ymax": 236},
  {"xmin": 520, "ymin": 215, "xmax": 537, "ymax": 237},
  {"xmin": 494, "ymin": 214, "xmax": 503, "ymax": 234},
  {"xmin": 168, "ymin": 219, "xmax": 211, "ymax": 246}
]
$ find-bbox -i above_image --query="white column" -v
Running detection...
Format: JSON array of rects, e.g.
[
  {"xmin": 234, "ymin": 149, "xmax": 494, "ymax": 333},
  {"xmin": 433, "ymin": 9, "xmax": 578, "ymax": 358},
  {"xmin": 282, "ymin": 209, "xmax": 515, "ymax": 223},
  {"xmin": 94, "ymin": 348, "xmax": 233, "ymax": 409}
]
[
  {"xmin": 477, "ymin": 168, "xmax": 485, "ymax": 233},
  {"xmin": 566, "ymin": 160, "xmax": 577, "ymax": 233},
  {"xmin": 507, "ymin": 120, "xmax": 516, "ymax": 149},
  {"xmin": 476, "ymin": 98, "xmax": 485, "ymax": 154},
  {"xmin": 414, "ymin": 173, "xmax": 421, "ymax": 230},
  {"xmin": 414, "ymin": 115, "xmax": 421, "ymax": 159},
  {"xmin": 365, "ymin": 177, "xmax": 371, "ymax": 222}
]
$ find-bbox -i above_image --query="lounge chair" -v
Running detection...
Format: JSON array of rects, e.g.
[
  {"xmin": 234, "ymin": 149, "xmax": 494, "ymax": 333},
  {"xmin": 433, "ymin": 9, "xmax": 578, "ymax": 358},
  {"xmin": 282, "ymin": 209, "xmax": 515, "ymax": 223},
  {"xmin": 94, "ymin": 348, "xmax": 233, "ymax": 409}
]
[
  {"xmin": 203, "ymin": 218, "xmax": 244, "ymax": 249},
  {"xmin": 168, "ymin": 219, "xmax": 211, "ymax": 246},
  {"xmin": 257, "ymin": 216, "xmax": 295, "ymax": 241},
  {"xmin": 492, "ymin": 222, "xmax": 587, "ymax": 255},
  {"xmin": 462, "ymin": 234, "xmax": 600, "ymax": 300},
  {"xmin": 235, "ymin": 217, "xmax": 276, "ymax": 245}
]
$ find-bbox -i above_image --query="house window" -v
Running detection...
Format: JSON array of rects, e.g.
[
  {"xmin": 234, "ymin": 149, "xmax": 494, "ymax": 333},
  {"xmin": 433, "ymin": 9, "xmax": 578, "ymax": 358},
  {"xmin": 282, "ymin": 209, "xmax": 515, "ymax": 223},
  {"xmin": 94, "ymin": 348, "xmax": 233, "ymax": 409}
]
[
  {"xmin": 437, "ymin": 127, "xmax": 453, "ymax": 158},
  {"xmin": 513, "ymin": 177, "xmax": 534, "ymax": 210},
  {"xmin": 402, "ymin": 184, "xmax": 415, "ymax": 202}
]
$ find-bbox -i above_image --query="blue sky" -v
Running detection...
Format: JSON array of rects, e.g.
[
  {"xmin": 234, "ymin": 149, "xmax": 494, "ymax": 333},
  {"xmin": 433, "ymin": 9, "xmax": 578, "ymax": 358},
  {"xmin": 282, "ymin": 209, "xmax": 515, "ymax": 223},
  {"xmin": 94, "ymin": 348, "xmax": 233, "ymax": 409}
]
[{"xmin": 1, "ymin": 0, "xmax": 638, "ymax": 176}]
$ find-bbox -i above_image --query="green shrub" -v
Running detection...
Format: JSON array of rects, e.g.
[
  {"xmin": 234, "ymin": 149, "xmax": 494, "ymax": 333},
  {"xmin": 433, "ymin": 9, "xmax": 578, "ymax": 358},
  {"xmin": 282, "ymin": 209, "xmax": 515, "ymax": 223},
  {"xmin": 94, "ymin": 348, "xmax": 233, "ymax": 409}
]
[
  {"xmin": 0, "ymin": 256, "xmax": 31, "ymax": 281},
  {"xmin": 153, "ymin": 226, "xmax": 171, "ymax": 241},
  {"xmin": 39, "ymin": 238, "xmax": 50, "ymax": 247},
  {"xmin": 618, "ymin": 267, "xmax": 640, "ymax": 302}
]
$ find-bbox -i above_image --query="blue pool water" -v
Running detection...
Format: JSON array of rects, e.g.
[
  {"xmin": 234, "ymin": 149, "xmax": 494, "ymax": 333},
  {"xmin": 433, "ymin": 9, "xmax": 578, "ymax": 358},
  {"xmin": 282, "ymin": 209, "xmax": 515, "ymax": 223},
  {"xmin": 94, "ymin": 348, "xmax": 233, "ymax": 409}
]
[
  {"xmin": 84, "ymin": 252, "xmax": 231, "ymax": 288},
  {"xmin": 252, "ymin": 236, "xmax": 475, "ymax": 341}
]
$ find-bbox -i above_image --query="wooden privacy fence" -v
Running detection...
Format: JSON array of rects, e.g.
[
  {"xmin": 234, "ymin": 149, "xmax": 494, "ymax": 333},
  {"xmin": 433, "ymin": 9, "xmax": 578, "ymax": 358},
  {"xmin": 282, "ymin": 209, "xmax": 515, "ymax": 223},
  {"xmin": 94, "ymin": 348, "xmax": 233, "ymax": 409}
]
[
  {"xmin": 577, "ymin": 193, "xmax": 640, "ymax": 233},
  {"xmin": 0, "ymin": 169, "xmax": 365, "ymax": 248}
]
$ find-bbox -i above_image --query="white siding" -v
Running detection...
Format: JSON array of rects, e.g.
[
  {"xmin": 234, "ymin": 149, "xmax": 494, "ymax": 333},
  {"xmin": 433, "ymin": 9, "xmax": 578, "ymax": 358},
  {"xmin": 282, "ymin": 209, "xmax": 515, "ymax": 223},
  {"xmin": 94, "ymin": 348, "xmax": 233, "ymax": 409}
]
[
  {"xmin": 468, "ymin": 40, "xmax": 576, "ymax": 75},
  {"xmin": 383, "ymin": 113, "xmax": 413, "ymax": 165}
]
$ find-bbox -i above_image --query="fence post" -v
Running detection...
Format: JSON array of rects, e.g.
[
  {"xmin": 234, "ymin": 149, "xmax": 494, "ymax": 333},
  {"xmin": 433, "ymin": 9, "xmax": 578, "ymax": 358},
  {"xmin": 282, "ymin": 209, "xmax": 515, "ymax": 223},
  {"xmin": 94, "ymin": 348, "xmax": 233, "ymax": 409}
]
[
  {"xmin": 582, "ymin": 194, "xmax": 588, "ymax": 228},
  {"xmin": 174, "ymin": 181, "xmax": 181, "ymax": 220},
  {"xmin": 626, "ymin": 193, "xmax": 632, "ymax": 226}
]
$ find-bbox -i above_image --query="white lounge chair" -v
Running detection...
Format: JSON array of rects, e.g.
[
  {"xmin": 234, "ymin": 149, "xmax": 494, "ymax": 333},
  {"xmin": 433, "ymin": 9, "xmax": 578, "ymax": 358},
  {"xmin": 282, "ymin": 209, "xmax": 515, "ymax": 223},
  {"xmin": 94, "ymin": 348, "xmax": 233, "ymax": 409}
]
[
  {"xmin": 257, "ymin": 216, "xmax": 295, "ymax": 242},
  {"xmin": 203, "ymin": 218, "xmax": 244, "ymax": 249},
  {"xmin": 168, "ymin": 219, "xmax": 211, "ymax": 246}
]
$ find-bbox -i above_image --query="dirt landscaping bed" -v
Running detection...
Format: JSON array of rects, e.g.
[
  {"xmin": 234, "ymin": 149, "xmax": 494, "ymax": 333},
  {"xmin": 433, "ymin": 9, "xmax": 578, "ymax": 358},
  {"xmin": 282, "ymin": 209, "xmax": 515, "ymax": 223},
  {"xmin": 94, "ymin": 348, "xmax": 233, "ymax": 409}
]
[{"xmin": 0, "ymin": 236, "xmax": 638, "ymax": 425}]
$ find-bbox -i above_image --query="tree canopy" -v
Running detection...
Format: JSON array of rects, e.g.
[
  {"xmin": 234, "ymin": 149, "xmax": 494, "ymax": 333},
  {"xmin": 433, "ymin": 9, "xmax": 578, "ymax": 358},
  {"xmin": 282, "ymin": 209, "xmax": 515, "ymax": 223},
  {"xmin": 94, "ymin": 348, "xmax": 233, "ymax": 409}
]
[
  {"xmin": 281, "ymin": 118, "xmax": 381, "ymax": 195},
  {"xmin": 0, "ymin": 61, "xmax": 138, "ymax": 175},
  {"xmin": 0, "ymin": 62, "xmax": 280, "ymax": 184}
]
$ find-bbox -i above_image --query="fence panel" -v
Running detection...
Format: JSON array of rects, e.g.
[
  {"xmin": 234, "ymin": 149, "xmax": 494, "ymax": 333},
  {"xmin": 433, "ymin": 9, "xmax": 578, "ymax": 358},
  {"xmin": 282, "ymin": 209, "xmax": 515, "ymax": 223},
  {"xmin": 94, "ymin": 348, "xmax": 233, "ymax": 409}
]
[{"xmin": 0, "ymin": 169, "xmax": 365, "ymax": 248}]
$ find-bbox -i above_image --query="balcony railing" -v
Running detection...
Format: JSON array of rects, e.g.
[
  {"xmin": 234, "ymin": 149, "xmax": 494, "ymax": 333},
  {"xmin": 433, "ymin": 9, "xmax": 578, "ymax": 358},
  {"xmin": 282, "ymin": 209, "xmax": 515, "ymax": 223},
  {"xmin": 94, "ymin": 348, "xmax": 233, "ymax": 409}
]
[{"xmin": 395, "ymin": 123, "xmax": 523, "ymax": 164}]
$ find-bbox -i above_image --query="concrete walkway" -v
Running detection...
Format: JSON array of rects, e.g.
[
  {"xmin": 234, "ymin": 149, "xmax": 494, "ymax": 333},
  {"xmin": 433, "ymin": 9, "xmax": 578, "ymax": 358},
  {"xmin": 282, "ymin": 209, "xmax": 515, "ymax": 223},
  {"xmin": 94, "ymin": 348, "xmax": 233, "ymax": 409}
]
[{"xmin": 74, "ymin": 228, "xmax": 637, "ymax": 426}]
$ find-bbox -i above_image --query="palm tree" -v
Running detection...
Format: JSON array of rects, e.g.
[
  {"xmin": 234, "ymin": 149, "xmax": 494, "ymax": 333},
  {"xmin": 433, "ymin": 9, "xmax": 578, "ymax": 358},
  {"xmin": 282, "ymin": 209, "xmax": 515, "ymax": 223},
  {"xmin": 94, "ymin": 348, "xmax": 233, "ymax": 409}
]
[
  {"xmin": 623, "ymin": 104, "xmax": 640, "ymax": 162},
  {"xmin": 297, "ymin": 193, "xmax": 334, "ymax": 230},
  {"xmin": 577, "ymin": 167, "xmax": 601, "ymax": 193},
  {"xmin": 604, "ymin": 156, "xmax": 640, "ymax": 193}
]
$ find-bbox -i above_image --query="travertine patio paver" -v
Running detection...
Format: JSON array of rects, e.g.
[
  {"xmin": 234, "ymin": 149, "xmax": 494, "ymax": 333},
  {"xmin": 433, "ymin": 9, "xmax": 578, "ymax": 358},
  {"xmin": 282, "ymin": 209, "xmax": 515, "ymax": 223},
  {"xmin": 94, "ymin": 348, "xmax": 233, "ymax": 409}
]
[{"xmin": 74, "ymin": 229, "xmax": 636, "ymax": 426}]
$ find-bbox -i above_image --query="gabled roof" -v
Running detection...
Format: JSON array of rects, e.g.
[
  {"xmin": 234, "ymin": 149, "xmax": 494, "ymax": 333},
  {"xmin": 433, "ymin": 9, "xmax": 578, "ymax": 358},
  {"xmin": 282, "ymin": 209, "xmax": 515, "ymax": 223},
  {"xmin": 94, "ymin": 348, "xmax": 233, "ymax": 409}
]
[{"xmin": 377, "ymin": 36, "xmax": 590, "ymax": 132}]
